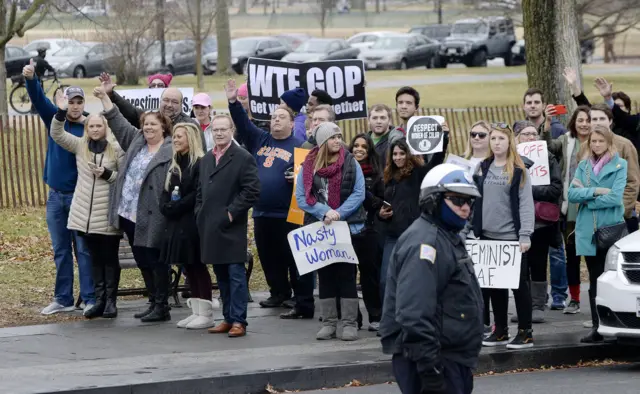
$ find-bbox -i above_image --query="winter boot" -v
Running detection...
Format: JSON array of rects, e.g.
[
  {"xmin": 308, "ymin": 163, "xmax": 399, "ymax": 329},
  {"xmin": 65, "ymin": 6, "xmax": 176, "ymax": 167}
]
[
  {"xmin": 140, "ymin": 266, "xmax": 171, "ymax": 322},
  {"xmin": 186, "ymin": 299, "xmax": 216, "ymax": 329},
  {"xmin": 84, "ymin": 264, "xmax": 106, "ymax": 319},
  {"xmin": 316, "ymin": 298, "xmax": 338, "ymax": 340},
  {"xmin": 177, "ymin": 298, "xmax": 198, "ymax": 328},
  {"xmin": 531, "ymin": 281, "xmax": 548, "ymax": 323},
  {"xmin": 339, "ymin": 298, "xmax": 359, "ymax": 341},
  {"xmin": 134, "ymin": 269, "xmax": 156, "ymax": 318},
  {"xmin": 103, "ymin": 263, "xmax": 121, "ymax": 319}
]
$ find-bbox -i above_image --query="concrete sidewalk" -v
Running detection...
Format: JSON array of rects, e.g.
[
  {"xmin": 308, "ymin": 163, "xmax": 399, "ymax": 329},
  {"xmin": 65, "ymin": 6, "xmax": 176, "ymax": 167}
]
[{"xmin": 0, "ymin": 288, "xmax": 635, "ymax": 394}]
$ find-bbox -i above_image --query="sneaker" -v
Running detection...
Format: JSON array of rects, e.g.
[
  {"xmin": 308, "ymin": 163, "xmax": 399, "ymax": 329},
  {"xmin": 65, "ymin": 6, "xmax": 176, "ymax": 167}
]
[
  {"xmin": 368, "ymin": 322, "xmax": 380, "ymax": 332},
  {"xmin": 482, "ymin": 331, "xmax": 509, "ymax": 347},
  {"xmin": 507, "ymin": 329, "xmax": 534, "ymax": 349},
  {"xmin": 483, "ymin": 324, "xmax": 494, "ymax": 339},
  {"xmin": 550, "ymin": 297, "xmax": 566, "ymax": 310},
  {"xmin": 41, "ymin": 301, "xmax": 76, "ymax": 315},
  {"xmin": 83, "ymin": 303, "xmax": 96, "ymax": 315},
  {"xmin": 563, "ymin": 300, "xmax": 580, "ymax": 314},
  {"xmin": 583, "ymin": 320, "xmax": 593, "ymax": 328}
]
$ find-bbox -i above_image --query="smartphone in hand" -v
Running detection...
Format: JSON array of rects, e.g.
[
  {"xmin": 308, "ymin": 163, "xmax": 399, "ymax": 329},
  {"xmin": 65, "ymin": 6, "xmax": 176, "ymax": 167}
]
[
  {"xmin": 553, "ymin": 105, "xmax": 568, "ymax": 115},
  {"xmin": 87, "ymin": 162, "xmax": 97, "ymax": 170}
]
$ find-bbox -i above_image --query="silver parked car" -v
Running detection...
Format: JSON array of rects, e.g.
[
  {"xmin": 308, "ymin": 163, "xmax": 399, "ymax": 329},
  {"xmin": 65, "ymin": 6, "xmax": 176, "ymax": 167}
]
[{"xmin": 48, "ymin": 43, "xmax": 119, "ymax": 78}]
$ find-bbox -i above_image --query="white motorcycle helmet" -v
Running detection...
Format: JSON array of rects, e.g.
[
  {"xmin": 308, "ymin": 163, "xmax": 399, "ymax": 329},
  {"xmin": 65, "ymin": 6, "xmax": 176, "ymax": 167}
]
[{"xmin": 419, "ymin": 163, "xmax": 481, "ymax": 213}]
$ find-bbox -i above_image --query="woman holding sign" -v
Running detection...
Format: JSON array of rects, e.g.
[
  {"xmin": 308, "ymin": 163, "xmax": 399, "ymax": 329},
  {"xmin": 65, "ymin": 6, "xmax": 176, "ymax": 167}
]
[
  {"xmin": 569, "ymin": 125, "xmax": 627, "ymax": 344},
  {"xmin": 296, "ymin": 122, "xmax": 366, "ymax": 341},
  {"xmin": 472, "ymin": 123, "xmax": 535, "ymax": 350}
]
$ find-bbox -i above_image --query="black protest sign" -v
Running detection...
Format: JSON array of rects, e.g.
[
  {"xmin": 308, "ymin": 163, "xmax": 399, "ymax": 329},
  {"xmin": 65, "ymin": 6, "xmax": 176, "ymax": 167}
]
[
  {"xmin": 247, "ymin": 58, "xmax": 367, "ymax": 121},
  {"xmin": 406, "ymin": 116, "xmax": 445, "ymax": 155}
]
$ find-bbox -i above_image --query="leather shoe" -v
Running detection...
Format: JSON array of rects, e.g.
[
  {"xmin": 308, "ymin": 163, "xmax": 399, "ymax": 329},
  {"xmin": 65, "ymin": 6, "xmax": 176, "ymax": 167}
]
[
  {"xmin": 208, "ymin": 321, "xmax": 233, "ymax": 334},
  {"xmin": 259, "ymin": 296, "xmax": 287, "ymax": 308},
  {"xmin": 281, "ymin": 298, "xmax": 295, "ymax": 308},
  {"xmin": 280, "ymin": 308, "xmax": 314, "ymax": 319},
  {"xmin": 228, "ymin": 323, "xmax": 246, "ymax": 337}
]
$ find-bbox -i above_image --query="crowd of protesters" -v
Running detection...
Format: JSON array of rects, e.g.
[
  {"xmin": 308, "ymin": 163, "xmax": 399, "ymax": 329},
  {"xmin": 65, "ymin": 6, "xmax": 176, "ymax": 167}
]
[{"xmin": 21, "ymin": 56, "xmax": 640, "ymax": 392}]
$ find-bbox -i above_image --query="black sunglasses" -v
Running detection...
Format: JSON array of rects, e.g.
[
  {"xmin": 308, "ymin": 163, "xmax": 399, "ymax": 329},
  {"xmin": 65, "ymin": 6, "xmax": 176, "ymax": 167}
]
[
  {"xmin": 470, "ymin": 131, "xmax": 487, "ymax": 139},
  {"xmin": 445, "ymin": 195, "xmax": 475, "ymax": 208}
]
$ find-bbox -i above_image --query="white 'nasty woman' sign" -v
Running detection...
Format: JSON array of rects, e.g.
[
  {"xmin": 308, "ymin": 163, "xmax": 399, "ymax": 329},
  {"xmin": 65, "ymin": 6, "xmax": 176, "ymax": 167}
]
[
  {"xmin": 287, "ymin": 221, "xmax": 359, "ymax": 276},
  {"xmin": 465, "ymin": 240, "xmax": 522, "ymax": 289}
]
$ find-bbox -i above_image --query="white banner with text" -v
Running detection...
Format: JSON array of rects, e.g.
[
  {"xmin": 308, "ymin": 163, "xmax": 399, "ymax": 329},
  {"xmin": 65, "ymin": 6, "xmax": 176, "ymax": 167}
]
[{"xmin": 465, "ymin": 240, "xmax": 522, "ymax": 289}]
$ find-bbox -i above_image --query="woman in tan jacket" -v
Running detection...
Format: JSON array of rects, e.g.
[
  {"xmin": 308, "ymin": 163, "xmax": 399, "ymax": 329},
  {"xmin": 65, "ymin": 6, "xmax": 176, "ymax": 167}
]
[{"xmin": 50, "ymin": 92, "xmax": 125, "ymax": 319}]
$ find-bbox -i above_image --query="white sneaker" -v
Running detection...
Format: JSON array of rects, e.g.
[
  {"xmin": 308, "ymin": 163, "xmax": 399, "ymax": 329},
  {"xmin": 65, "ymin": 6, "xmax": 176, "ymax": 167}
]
[
  {"xmin": 186, "ymin": 299, "xmax": 216, "ymax": 329},
  {"xmin": 177, "ymin": 298, "xmax": 198, "ymax": 328},
  {"xmin": 41, "ymin": 301, "xmax": 76, "ymax": 315},
  {"xmin": 583, "ymin": 320, "xmax": 593, "ymax": 328},
  {"xmin": 368, "ymin": 322, "xmax": 380, "ymax": 331}
]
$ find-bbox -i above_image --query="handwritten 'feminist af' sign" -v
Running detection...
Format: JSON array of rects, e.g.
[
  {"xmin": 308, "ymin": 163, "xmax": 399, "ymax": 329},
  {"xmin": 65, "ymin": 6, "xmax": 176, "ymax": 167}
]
[{"xmin": 287, "ymin": 221, "xmax": 359, "ymax": 276}]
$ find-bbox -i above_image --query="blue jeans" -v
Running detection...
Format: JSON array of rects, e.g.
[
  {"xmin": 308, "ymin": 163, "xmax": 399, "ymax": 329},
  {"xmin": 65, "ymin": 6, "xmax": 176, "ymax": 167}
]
[
  {"xmin": 380, "ymin": 236, "xmax": 398, "ymax": 302},
  {"xmin": 46, "ymin": 189, "xmax": 94, "ymax": 307},
  {"xmin": 213, "ymin": 263, "xmax": 248, "ymax": 326},
  {"xmin": 549, "ymin": 243, "xmax": 568, "ymax": 302}
]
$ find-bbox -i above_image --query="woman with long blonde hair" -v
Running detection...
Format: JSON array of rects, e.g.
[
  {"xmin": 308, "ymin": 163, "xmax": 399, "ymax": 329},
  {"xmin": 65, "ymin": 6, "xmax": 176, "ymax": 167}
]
[
  {"xmin": 158, "ymin": 123, "xmax": 211, "ymax": 329},
  {"xmin": 472, "ymin": 123, "xmax": 535, "ymax": 350},
  {"xmin": 50, "ymin": 94, "xmax": 125, "ymax": 319},
  {"xmin": 296, "ymin": 122, "xmax": 366, "ymax": 341}
]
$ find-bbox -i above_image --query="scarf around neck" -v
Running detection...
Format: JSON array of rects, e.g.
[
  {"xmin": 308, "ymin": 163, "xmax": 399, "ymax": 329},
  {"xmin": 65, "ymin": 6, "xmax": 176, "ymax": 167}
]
[
  {"xmin": 303, "ymin": 146, "xmax": 346, "ymax": 209},
  {"xmin": 590, "ymin": 152, "xmax": 612, "ymax": 176}
]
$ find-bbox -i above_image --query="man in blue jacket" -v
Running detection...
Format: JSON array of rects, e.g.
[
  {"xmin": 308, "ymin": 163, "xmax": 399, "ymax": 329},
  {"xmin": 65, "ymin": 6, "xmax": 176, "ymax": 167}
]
[
  {"xmin": 224, "ymin": 79, "xmax": 315, "ymax": 319},
  {"xmin": 22, "ymin": 60, "xmax": 95, "ymax": 315}
]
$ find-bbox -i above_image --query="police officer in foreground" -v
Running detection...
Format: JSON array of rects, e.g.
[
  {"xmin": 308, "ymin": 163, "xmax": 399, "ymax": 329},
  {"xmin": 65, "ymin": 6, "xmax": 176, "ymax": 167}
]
[{"xmin": 379, "ymin": 163, "xmax": 484, "ymax": 394}]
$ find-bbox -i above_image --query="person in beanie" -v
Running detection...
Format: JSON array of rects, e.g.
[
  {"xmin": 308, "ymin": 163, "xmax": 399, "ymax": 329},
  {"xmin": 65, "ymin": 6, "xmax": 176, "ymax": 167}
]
[
  {"xmin": 296, "ymin": 122, "xmax": 366, "ymax": 341},
  {"xmin": 280, "ymin": 87, "xmax": 308, "ymax": 141},
  {"xmin": 147, "ymin": 73, "xmax": 173, "ymax": 88},
  {"xmin": 379, "ymin": 163, "xmax": 483, "ymax": 394}
]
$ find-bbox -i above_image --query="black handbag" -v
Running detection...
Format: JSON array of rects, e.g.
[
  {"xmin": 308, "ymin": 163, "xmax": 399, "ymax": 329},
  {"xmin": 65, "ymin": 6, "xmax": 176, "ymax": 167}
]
[{"xmin": 584, "ymin": 163, "xmax": 628, "ymax": 251}]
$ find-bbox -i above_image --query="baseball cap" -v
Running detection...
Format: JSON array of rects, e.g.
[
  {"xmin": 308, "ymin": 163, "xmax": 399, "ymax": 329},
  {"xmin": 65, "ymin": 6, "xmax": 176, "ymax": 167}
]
[
  {"xmin": 64, "ymin": 86, "xmax": 85, "ymax": 100},
  {"xmin": 192, "ymin": 93, "xmax": 212, "ymax": 107}
]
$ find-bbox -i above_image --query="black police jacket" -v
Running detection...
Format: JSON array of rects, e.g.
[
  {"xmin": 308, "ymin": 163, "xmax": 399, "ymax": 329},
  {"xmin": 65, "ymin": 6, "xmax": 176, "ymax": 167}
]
[{"xmin": 379, "ymin": 213, "xmax": 484, "ymax": 372}]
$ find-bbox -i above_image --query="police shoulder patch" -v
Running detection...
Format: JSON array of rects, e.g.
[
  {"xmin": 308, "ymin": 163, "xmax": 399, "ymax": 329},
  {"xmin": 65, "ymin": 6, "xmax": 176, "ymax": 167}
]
[{"xmin": 420, "ymin": 244, "xmax": 437, "ymax": 264}]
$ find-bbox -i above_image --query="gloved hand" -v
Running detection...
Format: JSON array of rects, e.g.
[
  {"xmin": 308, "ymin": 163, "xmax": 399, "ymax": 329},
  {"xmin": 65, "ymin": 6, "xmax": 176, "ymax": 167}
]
[{"xmin": 420, "ymin": 365, "xmax": 447, "ymax": 394}]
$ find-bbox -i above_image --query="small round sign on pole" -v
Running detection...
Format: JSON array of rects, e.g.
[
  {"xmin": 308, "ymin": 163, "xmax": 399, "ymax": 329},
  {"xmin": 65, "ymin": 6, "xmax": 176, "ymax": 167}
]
[{"xmin": 406, "ymin": 115, "xmax": 445, "ymax": 155}]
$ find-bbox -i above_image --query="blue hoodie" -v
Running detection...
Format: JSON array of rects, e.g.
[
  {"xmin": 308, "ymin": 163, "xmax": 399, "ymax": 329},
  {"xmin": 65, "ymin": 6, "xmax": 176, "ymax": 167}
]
[
  {"xmin": 26, "ymin": 78, "xmax": 85, "ymax": 193},
  {"xmin": 229, "ymin": 100, "xmax": 304, "ymax": 218},
  {"xmin": 292, "ymin": 113, "xmax": 307, "ymax": 141}
]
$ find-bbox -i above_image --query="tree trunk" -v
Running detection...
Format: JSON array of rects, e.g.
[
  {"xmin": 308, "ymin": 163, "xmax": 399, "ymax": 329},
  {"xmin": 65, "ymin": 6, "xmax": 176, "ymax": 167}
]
[
  {"xmin": 238, "ymin": 0, "xmax": 247, "ymax": 14},
  {"xmin": 216, "ymin": 0, "xmax": 233, "ymax": 75},
  {"xmin": 375, "ymin": 0, "xmax": 379, "ymax": 13},
  {"xmin": 523, "ymin": 0, "xmax": 581, "ymax": 114},
  {"xmin": 195, "ymin": 0, "xmax": 205, "ymax": 90},
  {"xmin": 0, "ymin": 48, "xmax": 8, "ymax": 122},
  {"xmin": 156, "ymin": 0, "xmax": 166, "ymax": 67}
]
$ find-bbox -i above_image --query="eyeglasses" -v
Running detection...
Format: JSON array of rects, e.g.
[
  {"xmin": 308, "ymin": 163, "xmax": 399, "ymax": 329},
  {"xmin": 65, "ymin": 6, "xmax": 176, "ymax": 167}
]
[
  {"xmin": 149, "ymin": 83, "xmax": 166, "ymax": 88},
  {"xmin": 491, "ymin": 122, "xmax": 512, "ymax": 131},
  {"xmin": 212, "ymin": 128, "xmax": 231, "ymax": 134},
  {"xmin": 470, "ymin": 132, "xmax": 487, "ymax": 139},
  {"xmin": 445, "ymin": 195, "xmax": 475, "ymax": 208}
]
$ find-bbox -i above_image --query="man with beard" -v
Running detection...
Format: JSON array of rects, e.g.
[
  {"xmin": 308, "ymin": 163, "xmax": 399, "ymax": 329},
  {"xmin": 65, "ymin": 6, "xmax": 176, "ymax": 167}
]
[
  {"xmin": 367, "ymin": 103, "xmax": 394, "ymax": 168},
  {"xmin": 22, "ymin": 61, "xmax": 95, "ymax": 316}
]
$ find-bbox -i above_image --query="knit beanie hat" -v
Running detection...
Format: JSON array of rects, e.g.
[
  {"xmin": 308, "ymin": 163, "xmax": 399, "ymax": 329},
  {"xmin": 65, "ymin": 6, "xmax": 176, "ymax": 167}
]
[
  {"xmin": 314, "ymin": 122, "xmax": 342, "ymax": 147},
  {"xmin": 280, "ymin": 88, "xmax": 308, "ymax": 113},
  {"xmin": 147, "ymin": 73, "xmax": 173, "ymax": 87},
  {"xmin": 513, "ymin": 120, "xmax": 537, "ymax": 136}
]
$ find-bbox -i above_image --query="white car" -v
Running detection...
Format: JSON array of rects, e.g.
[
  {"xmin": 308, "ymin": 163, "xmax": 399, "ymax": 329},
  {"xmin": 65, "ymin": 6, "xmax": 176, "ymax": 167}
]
[
  {"xmin": 346, "ymin": 31, "xmax": 397, "ymax": 50},
  {"xmin": 23, "ymin": 39, "xmax": 83, "ymax": 57},
  {"xmin": 596, "ymin": 230, "xmax": 640, "ymax": 343}
]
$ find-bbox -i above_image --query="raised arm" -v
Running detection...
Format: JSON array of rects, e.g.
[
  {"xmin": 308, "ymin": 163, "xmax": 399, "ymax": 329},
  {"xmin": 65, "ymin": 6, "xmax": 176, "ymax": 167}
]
[
  {"xmin": 49, "ymin": 92, "xmax": 82, "ymax": 153},
  {"xmin": 225, "ymin": 79, "xmax": 268, "ymax": 153},
  {"xmin": 99, "ymin": 72, "xmax": 143, "ymax": 128},
  {"xmin": 23, "ymin": 60, "xmax": 56, "ymax": 124},
  {"xmin": 97, "ymin": 86, "xmax": 140, "ymax": 152}
]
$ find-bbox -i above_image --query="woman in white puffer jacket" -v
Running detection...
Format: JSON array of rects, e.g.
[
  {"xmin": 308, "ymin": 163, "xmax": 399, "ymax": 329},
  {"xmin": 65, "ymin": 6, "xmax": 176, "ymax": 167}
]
[{"xmin": 50, "ymin": 92, "xmax": 125, "ymax": 320}]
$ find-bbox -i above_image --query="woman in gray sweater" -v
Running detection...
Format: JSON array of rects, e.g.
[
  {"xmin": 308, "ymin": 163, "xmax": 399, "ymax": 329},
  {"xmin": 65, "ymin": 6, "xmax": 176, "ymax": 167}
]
[{"xmin": 471, "ymin": 123, "xmax": 535, "ymax": 350}]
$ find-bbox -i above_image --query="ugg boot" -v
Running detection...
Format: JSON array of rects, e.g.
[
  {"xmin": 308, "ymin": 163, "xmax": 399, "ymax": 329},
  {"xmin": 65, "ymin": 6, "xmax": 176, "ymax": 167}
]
[
  {"xmin": 316, "ymin": 298, "xmax": 338, "ymax": 340},
  {"xmin": 531, "ymin": 281, "xmax": 548, "ymax": 323},
  {"xmin": 186, "ymin": 299, "xmax": 216, "ymax": 329},
  {"xmin": 177, "ymin": 298, "xmax": 198, "ymax": 328},
  {"xmin": 339, "ymin": 298, "xmax": 359, "ymax": 341}
]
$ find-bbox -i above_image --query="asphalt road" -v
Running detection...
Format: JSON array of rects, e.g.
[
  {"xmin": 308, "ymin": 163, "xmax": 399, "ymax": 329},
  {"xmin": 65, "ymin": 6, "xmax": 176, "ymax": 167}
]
[{"xmin": 300, "ymin": 363, "xmax": 640, "ymax": 394}]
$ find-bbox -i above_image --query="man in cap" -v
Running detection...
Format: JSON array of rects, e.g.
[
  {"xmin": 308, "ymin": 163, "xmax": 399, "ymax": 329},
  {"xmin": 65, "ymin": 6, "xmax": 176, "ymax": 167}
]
[
  {"xmin": 22, "ymin": 61, "xmax": 96, "ymax": 316},
  {"xmin": 380, "ymin": 163, "xmax": 484, "ymax": 394}
]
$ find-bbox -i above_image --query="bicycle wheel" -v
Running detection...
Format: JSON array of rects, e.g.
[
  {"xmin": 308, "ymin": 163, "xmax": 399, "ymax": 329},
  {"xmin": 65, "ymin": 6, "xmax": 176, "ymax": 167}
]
[{"xmin": 9, "ymin": 85, "xmax": 32, "ymax": 115}]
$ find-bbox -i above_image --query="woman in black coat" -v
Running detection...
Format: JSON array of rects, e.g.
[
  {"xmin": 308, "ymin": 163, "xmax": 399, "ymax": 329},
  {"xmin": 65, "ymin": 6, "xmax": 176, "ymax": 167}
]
[
  {"xmin": 196, "ymin": 114, "xmax": 260, "ymax": 338},
  {"xmin": 159, "ymin": 123, "xmax": 214, "ymax": 330}
]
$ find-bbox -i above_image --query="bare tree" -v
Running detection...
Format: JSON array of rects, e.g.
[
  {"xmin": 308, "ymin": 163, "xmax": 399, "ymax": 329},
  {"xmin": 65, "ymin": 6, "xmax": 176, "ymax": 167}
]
[
  {"xmin": 174, "ymin": 0, "xmax": 217, "ymax": 89},
  {"xmin": 316, "ymin": 0, "xmax": 335, "ymax": 36},
  {"xmin": 216, "ymin": 0, "xmax": 233, "ymax": 75},
  {"xmin": 0, "ymin": 0, "xmax": 50, "ymax": 119},
  {"xmin": 523, "ymin": 0, "xmax": 582, "ymax": 113}
]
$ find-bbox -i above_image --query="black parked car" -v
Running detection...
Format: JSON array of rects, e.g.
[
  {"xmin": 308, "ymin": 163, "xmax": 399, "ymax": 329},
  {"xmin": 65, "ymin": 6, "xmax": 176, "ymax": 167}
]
[
  {"xmin": 202, "ymin": 36, "xmax": 290, "ymax": 75},
  {"xmin": 510, "ymin": 24, "xmax": 596, "ymax": 66},
  {"xmin": 281, "ymin": 38, "xmax": 360, "ymax": 63},
  {"xmin": 5, "ymin": 45, "xmax": 31, "ymax": 79},
  {"xmin": 408, "ymin": 24, "xmax": 452, "ymax": 43},
  {"xmin": 359, "ymin": 34, "xmax": 440, "ymax": 70}
]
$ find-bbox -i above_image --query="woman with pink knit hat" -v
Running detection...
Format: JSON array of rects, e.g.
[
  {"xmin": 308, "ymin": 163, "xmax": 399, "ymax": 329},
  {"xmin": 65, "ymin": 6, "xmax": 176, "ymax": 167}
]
[
  {"xmin": 237, "ymin": 83, "xmax": 271, "ymax": 132},
  {"xmin": 147, "ymin": 73, "xmax": 173, "ymax": 89}
]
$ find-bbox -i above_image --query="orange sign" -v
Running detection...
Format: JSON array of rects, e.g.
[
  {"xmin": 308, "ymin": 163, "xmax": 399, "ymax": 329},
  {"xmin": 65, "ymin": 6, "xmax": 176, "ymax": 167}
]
[{"xmin": 286, "ymin": 147, "xmax": 310, "ymax": 225}]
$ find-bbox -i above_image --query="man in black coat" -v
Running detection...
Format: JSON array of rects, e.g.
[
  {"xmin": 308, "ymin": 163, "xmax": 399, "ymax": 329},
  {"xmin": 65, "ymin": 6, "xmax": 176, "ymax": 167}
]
[
  {"xmin": 195, "ymin": 114, "xmax": 261, "ymax": 338},
  {"xmin": 380, "ymin": 164, "xmax": 483, "ymax": 394}
]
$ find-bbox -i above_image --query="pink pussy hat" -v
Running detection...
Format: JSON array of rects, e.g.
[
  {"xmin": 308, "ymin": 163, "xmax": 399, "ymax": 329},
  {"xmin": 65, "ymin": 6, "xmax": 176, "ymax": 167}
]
[
  {"xmin": 238, "ymin": 83, "xmax": 248, "ymax": 97},
  {"xmin": 192, "ymin": 93, "xmax": 212, "ymax": 107}
]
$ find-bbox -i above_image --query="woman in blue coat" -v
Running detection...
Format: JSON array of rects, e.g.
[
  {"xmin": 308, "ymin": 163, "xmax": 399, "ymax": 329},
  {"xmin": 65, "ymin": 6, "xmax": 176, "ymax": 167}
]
[{"xmin": 568, "ymin": 125, "xmax": 627, "ymax": 344}]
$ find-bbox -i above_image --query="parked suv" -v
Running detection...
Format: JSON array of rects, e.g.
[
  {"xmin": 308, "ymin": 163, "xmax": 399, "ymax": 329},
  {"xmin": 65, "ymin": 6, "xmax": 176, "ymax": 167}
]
[
  {"xmin": 595, "ymin": 231, "xmax": 640, "ymax": 345},
  {"xmin": 439, "ymin": 17, "xmax": 516, "ymax": 68}
]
